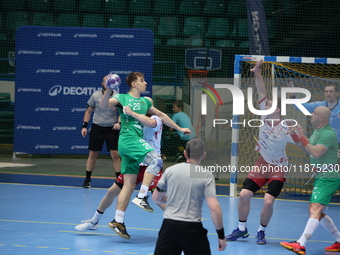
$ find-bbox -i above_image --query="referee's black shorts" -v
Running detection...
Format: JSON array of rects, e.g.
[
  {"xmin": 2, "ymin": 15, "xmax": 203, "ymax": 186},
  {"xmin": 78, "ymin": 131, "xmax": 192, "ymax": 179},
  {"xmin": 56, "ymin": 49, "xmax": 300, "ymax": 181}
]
[
  {"xmin": 154, "ymin": 219, "xmax": 211, "ymax": 255},
  {"xmin": 88, "ymin": 123, "xmax": 119, "ymax": 151}
]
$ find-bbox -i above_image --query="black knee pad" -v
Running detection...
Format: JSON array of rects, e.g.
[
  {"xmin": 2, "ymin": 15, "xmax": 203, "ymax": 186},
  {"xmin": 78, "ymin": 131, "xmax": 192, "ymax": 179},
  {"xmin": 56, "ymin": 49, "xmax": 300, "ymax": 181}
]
[
  {"xmin": 242, "ymin": 178, "xmax": 261, "ymax": 194},
  {"xmin": 115, "ymin": 179, "xmax": 123, "ymax": 189},
  {"xmin": 266, "ymin": 180, "xmax": 284, "ymax": 198}
]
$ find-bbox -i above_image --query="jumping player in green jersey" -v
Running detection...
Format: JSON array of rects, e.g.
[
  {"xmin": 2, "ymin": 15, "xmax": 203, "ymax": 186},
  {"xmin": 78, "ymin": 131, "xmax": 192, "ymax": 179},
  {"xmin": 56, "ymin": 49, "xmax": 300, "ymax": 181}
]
[
  {"xmin": 280, "ymin": 106, "xmax": 340, "ymax": 255},
  {"xmin": 100, "ymin": 72, "xmax": 191, "ymax": 239}
]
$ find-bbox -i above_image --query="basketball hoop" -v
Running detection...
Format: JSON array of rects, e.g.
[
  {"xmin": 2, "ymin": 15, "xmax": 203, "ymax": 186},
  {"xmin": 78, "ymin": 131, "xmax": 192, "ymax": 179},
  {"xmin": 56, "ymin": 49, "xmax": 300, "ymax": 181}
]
[{"xmin": 188, "ymin": 70, "xmax": 209, "ymax": 85}]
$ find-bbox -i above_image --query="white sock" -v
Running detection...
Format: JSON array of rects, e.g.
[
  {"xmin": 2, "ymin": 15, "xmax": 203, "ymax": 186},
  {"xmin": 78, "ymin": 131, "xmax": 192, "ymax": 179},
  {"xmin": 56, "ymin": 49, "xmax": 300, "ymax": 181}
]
[
  {"xmin": 297, "ymin": 218, "xmax": 320, "ymax": 247},
  {"xmin": 258, "ymin": 224, "xmax": 266, "ymax": 232},
  {"xmin": 137, "ymin": 185, "xmax": 149, "ymax": 198},
  {"xmin": 90, "ymin": 209, "xmax": 103, "ymax": 225},
  {"xmin": 114, "ymin": 210, "xmax": 125, "ymax": 223},
  {"xmin": 320, "ymin": 215, "xmax": 340, "ymax": 242},
  {"xmin": 238, "ymin": 221, "xmax": 247, "ymax": 231}
]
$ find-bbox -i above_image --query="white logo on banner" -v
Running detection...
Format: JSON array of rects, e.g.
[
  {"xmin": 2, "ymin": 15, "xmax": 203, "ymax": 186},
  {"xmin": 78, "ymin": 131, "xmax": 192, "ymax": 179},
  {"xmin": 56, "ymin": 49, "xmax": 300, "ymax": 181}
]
[
  {"xmin": 91, "ymin": 52, "xmax": 115, "ymax": 56},
  {"xmin": 36, "ymin": 69, "xmax": 61, "ymax": 73},
  {"xmin": 49, "ymin": 85, "xmax": 63, "ymax": 96},
  {"xmin": 53, "ymin": 127, "xmax": 76, "ymax": 131},
  {"xmin": 71, "ymin": 145, "xmax": 88, "ymax": 149},
  {"xmin": 110, "ymin": 70, "xmax": 132, "ymax": 74},
  {"xmin": 17, "ymin": 88, "xmax": 41, "ymax": 93},
  {"xmin": 35, "ymin": 145, "xmax": 59, "ymax": 149},
  {"xmin": 72, "ymin": 70, "xmax": 96, "ymax": 74},
  {"xmin": 127, "ymin": 52, "xmax": 151, "ymax": 57},
  {"xmin": 17, "ymin": 50, "xmax": 42, "ymax": 55},
  {"xmin": 110, "ymin": 34, "xmax": 134, "ymax": 38},
  {"xmin": 37, "ymin": 33, "xmax": 61, "ymax": 37},
  {"xmin": 74, "ymin": 34, "xmax": 97, "ymax": 38},
  {"xmin": 71, "ymin": 108, "xmax": 87, "ymax": 112},
  {"xmin": 35, "ymin": 107, "xmax": 60, "ymax": 112},
  {"xmin": 55, "ymin": 52, "xmax": 79, "ymax": 56},
  {"xmin": 16, "ymin": 125, "xmax": 41, "ymax": 129},
  {"xmin": 49, "ymin": 85, "xmax": 101, "ymax": 96}
]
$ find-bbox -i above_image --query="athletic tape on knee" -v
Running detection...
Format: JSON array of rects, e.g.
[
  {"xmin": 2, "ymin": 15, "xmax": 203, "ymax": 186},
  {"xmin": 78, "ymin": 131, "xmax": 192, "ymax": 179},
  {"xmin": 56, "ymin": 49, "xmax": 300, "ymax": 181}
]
[{"xmin": 143, "ymin": 151, "xmax": 163, "ymax": 176}]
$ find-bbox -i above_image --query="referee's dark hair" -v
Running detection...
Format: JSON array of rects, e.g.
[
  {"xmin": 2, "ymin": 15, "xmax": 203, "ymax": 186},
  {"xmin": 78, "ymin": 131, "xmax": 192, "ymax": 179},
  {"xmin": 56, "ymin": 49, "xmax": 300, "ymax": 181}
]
[{"xmin": 185, "ymin": 138, "xmax": 205, "ymax": 161}]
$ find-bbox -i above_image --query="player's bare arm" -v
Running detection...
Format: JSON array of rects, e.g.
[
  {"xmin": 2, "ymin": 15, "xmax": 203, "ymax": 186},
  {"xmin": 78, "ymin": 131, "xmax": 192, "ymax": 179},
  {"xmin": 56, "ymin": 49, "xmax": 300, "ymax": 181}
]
[
  {"xmin": 145, "ymin": 97, "xmax": 191, "ymax": 135},
  {"xmin": 206, "ymin": 197, "xmax": 227, "ymax": 251},
  {"xmin": 147, "ymin": 106, "xmax": 190, "ymax": 135},
  {"xmin": 81, "ymin": 107, "xmax": 93, "ymax": 137},
  {"xmin": 152, "ymin": 187, "xmax": 167, "ymax": 204},
  {"xmin": 250, "ymin": 59, "xmax": 267, "ymax": 102},
  {"xmin": 123, "ymin": 105, "xmax": 157, "ymax": 128},
  {"xmin": 99, "ymin": 87, "xmax": 119, "ymax": 109}
]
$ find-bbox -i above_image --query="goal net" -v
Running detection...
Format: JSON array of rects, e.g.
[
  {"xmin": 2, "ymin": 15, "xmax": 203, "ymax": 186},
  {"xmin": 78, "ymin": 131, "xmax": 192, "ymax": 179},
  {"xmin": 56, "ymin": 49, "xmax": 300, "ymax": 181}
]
[{"xmin": 232, "ymin": 55, "xmax": 340, "ymax": 197}]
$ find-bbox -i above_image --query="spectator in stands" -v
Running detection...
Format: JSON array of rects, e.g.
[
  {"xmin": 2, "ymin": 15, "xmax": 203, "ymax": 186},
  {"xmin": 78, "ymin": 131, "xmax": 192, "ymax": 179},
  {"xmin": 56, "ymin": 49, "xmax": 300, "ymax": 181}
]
[{"xmin": 166, "ymin": 100, "xmax": 196, "ymax": 160}]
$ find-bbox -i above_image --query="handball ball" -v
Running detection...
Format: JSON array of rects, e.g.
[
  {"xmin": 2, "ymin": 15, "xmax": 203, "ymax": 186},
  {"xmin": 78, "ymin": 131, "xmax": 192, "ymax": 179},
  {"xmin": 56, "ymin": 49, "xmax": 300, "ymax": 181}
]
[{"xmin": 106, "ymin": 74, "xmax": 121, "ymax": 89}]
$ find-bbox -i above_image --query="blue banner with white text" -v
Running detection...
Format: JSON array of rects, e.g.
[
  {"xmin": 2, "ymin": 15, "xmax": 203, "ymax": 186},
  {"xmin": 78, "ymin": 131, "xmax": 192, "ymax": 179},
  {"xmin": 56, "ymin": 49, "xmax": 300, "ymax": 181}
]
[
  {"xmin": 246, "ymin": 0, "xmax": 270, "ymax": 55},
  {"xmin": 14, "ymin": 26, "xmax": 153, "ymax": 155}
]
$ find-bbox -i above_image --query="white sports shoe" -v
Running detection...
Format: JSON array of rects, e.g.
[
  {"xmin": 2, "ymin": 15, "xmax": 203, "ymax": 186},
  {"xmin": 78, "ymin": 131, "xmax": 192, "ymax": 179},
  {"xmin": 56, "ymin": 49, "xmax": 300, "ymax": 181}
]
[{"xmin": 75, "ymin": 219, "xmax": 98, "ymax": 231}]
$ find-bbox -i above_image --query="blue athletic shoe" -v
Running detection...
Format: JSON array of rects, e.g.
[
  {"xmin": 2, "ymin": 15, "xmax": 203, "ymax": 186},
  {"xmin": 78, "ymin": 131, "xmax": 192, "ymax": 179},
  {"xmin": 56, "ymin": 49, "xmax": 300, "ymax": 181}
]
[
  {"xmin": 256, "ymin": 230, "xmax": 266, "ymax": 245},
  {"xmin": 225, "ymin": 228, "xmax": 249, "ymax": 241}
]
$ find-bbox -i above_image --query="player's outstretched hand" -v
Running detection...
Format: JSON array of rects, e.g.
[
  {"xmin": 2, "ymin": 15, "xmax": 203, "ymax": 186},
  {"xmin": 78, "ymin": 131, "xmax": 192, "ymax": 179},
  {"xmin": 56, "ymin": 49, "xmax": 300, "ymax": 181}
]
[
  {"xmin": 217, "ymin": 239, "xmax": 227, "ymax": 251},
  {"xmin": 180, "ymin": 128, "xmax": 191, "ymax": 135},
  {"xmin": 250, "ymin": 59, "xmax": 263, "ymax": 75}
]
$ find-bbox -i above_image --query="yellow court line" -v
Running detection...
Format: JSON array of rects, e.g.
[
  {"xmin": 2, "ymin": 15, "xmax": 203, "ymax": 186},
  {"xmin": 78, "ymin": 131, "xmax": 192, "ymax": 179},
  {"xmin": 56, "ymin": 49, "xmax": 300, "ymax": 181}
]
[{"xmin": 59, "ymin": 230, "xmax": 118, "ymax": 236}]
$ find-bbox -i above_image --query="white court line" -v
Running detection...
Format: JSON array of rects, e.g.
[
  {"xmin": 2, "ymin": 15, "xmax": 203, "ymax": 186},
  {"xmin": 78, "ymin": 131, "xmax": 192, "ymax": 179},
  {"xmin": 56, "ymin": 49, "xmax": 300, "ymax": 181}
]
[{"xmin": 0, "ymin": 162, "xmax": 35, "ymax": 168}]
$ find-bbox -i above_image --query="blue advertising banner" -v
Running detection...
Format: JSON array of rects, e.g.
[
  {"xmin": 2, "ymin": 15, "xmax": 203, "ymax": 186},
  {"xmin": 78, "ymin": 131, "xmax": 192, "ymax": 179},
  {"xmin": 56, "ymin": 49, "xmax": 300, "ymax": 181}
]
[
  {"xmin": 14, "ymin": 26, "xmax": 153, "ymax": 155},
  {"xmin": 246, "ymin": 0, "xmax": 270, "ymax": 55}
]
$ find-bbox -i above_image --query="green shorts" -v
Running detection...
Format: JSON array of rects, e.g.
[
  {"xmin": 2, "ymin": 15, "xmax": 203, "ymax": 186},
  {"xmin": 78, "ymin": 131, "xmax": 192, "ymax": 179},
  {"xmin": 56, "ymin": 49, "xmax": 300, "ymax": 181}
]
[
  {"xmin": 310, "ymin": 171, "xmax": 340, "ymax": 206},
  {"xmin": 118, "ymin": 134, "xmax": 154, "ymax": 175}
]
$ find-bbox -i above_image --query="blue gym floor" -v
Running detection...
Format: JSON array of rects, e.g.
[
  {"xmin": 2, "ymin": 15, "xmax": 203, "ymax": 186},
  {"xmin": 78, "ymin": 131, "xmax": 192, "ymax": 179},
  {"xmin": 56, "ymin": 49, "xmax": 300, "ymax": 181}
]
[{"xmin": 1, "ymin": 182, "xmax": 340, "ymax": 255}]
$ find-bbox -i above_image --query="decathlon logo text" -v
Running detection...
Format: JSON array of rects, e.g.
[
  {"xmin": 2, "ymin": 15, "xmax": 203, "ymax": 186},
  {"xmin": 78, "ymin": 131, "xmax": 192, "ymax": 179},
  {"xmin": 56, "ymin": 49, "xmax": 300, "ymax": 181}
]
[
  {"xmin": 110, "ymin": 34, "xmax": 134, "ymax": 38},
  {"xmin": 49, "ymin": 85, "xmax": 101, "ymax": 96}
]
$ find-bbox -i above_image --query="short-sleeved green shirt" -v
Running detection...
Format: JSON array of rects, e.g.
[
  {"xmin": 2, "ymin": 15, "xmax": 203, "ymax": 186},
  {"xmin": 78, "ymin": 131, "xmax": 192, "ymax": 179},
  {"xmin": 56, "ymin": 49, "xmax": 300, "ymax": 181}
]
[
  {"xmin": 114, "ymin": 93, "xmax": 153, "ymax": 174},
  {"xmin": 309, "ymin": 124, "xmax": 338, "ymax": 165},
  {"xmin": 308, "ymin": 124, "xmax": 340, "ymax": 205}
]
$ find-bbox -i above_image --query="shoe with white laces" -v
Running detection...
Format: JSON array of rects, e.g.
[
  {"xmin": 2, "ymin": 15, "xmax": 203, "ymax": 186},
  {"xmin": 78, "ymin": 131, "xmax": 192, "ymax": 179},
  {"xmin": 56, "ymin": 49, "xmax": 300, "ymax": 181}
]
[
  {"xmin": 132, "ymin": 196, "xmax": 154, "ymax": 212},
  {"xmin": 75, "ymin": 219, "xmax": 98, "ymax": 231}
]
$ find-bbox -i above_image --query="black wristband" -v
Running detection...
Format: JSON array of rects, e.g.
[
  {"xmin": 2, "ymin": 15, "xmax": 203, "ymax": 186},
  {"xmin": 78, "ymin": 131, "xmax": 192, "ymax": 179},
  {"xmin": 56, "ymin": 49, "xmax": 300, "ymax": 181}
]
[
  {"xmin": 216, "ymin": 228, "xmax": 225, "ymax": 239},
  {"xmin": 156, "ymin": 186, "xmax": 165, "ymax": 192},
  {"xmin": 82, "ymin": 122, "xmax": 88, "ymax": 129}
]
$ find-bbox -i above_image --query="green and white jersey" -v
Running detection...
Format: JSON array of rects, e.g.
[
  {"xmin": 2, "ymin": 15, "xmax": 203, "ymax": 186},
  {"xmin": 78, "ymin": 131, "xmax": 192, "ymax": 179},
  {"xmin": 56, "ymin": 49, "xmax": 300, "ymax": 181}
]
[
  {"xmin": 309, "ymin": 124, "xmax": 339, "ymax": 165},
  {"xmin": 114, "ymin": 93, "xmax": 152, "ymax": 138}
]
